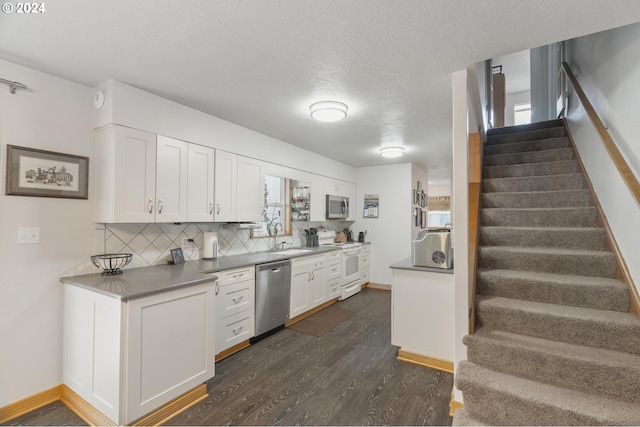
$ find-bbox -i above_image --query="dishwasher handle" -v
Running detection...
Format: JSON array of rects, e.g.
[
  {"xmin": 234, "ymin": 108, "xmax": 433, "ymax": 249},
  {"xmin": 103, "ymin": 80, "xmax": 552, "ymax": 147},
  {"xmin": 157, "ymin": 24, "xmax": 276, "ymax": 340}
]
[{"xmin": 257, "ymin": 259, "xmax": 291, "ymax": 272}]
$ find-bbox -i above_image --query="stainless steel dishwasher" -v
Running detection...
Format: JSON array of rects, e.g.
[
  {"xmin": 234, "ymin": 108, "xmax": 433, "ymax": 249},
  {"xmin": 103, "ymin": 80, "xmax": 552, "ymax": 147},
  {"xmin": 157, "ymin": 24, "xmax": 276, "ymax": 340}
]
[{"xmin": 254, "ymin": 259, "xmax": 292, "ymax": 338}]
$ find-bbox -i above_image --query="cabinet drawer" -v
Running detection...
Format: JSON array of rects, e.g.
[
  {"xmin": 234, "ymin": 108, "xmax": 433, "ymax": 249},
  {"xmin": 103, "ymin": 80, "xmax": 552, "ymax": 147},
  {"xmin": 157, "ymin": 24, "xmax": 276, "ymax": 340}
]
[
  {"xmin": 216, "ymin": 310, "xmax": 254, "ymax": 354},
  {"xmin": 326, "ymin": 261, "xmax": 341, "ymax": 280},
  {"xmin": 217, "ymin": 280, "xmax": 254, "ymax": 319},
  {"xmin": 327, "ymin": 277, "xmax": 341, "ymax": 298},
  {"xmin": 361, "ymin": 244, "xmax": 370, "ymax": 254},
  {"xmin": 218, "ymin": 266, "xmax": 255, "ymax": 286},
  {"xmin": 292, "ymin": 255, "xmax": 324, "ymax": 272},
  {"xmin": 324, "ymin": 250, "xmax": 341, "ymax": 262},
  {"xmin": 361, "ymin": 254, "xmax": 370, "ymax": 267},
  {"xmin": 361, "ymin": 271, "xmax": 370, "ymax": 284}
]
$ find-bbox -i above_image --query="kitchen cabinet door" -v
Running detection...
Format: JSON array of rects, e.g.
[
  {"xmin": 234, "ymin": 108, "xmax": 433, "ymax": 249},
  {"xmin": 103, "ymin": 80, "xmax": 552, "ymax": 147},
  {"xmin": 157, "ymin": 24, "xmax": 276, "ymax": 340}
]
[
  {"xmin": 214, "ymin": 150, "xmax": 237, "ymax": 222},
  {"xmin": 309, "ymin": 264, "xmax": 326, "ymax": 307},
  {"xmin": 156, "ymin": 135, "xmax": 188, "ymax": 222},
  {"xmin": 236, "ymin": 156, "xmax": 263, "ymax": 222},
  {"xmin": 310, "ymin": 174, "xmax": 326, "ymax": 221},
  {"xmin": 187, "ymin": 144, "xmax": 215, "ymax": 222},
  {"xmin": 345, "ymin": 182, "xmax": 357, "ymax": 221},
  {"xmin": 290, "ymin": 267, "xmax": 310, "ymax": 319},
  {"xmin": 95, "ymin": 125, "xmax": 157, "ymax": 223},
  {"xmin": 125, "ymin": 283, "xmax": 215, "ymax": 424}
]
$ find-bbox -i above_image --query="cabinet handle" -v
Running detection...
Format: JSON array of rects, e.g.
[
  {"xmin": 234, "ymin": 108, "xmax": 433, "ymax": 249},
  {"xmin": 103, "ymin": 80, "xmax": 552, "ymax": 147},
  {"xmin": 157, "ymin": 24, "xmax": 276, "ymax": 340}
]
[
  {"xmin": 232, "ymin": 326, "xmax": 244, "ymax": 335},
  {"xmin": 147, "ymin": 199, "xmax": 154, "ymax": 214},
  {"xmin": 312, "ymin": 271, "xmax": 315, "ymax": 280},
  {"xmin": 232, "ymin": 296, "xmax": 244, "ymax": 304},
  {"xmin": 233, "ymin": 273, "xmax": 244, "ymax": 278},
  {"xmin": 158, "ymin": 199, "xmax": 163, "ymax": 214},
  {"xmin": 209, "ymin": 202, "xmax": 214, "ymax": 214},
  {"xmin": 216, "ymin": 203, "xmax": 221, "ymax": 214},
  {"xmin": 215, "ymin": 280, "xmax": 219, "ymax": 295}
]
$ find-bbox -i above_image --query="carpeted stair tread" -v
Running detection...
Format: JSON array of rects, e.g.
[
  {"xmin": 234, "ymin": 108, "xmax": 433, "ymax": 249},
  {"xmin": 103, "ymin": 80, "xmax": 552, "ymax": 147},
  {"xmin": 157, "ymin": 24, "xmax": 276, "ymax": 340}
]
[
  {"xmin": 475, "ymin": 295, "xmax": 640, "ymax": 354},
  {"xmin": 486, "ymin": 119, "xmax": 563, "ymax": 138},
  {"xmin": 477, "ymin": 269, "xmax": 629, "ymax": 311},
  {"xmin": 481, "ymin": 207, "xmax": 597, "ymax": 227},
  {"xmin": 483, "ymin": 147, "xmax": 574, "ymax": 166},
  {"xmin": 478, "ymin": 245, "xmax": 617, "ymax": 277},
  {"xmin": 464, "ymin": 328, "xmax": 640, "ymax": 402},
  {"xmin": 484, "ymin": 136, "xmax": 569, "ymax": 156},
  {"xmin": 456, "ymin": 361, "xmax": 640, "ymax": 425},
  {"xmin": 487, "ymin": 125, "xmax": 566, "ymax": 145},
  {"xmin": 481, "ymin": 189, "xmax": 591, "ymax": 208},
  {"xmin": 451, "ymin": 408, "xmax": 487, "ymax": 426},
  {"xmin": 483, "ymin": 173, "xmax": 584, "ymax": 193},
  {"xmin": 480, "ymin": 226, "xmax": 606, "ymax": 250},
  {"xmin": 483, "ymin": 159, "xmax": 580, "ymax": 179}
]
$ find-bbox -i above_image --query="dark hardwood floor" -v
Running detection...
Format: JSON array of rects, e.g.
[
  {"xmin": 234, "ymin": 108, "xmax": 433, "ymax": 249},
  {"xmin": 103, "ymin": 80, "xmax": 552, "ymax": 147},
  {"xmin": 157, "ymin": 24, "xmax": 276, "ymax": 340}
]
[{"xmin": 5, "ymin": 288, "xmax": 453, "ymax": 426}]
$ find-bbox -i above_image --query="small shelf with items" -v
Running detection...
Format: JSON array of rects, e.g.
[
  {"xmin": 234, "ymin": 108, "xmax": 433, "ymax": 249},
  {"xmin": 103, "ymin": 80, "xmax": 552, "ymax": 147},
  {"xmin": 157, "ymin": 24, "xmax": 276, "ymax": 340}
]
[{"xmin": 291, "ymin": 185, "xmax": 310, "ymax": 222}]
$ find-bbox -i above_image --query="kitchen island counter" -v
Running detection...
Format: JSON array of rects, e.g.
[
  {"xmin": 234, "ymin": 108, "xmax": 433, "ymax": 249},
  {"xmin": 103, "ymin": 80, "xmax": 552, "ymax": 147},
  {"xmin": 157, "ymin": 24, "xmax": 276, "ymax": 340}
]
[{"xmin": 390, "ymin": 257, "xmax": 454, "ymax": 274}]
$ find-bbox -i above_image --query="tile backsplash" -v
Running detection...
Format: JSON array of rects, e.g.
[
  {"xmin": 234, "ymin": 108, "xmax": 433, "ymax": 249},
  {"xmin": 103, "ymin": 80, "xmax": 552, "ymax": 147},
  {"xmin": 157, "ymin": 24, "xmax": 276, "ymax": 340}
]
[{"xmin": 95, "ymin": 220, "xmax": 353, "ymax": 270}]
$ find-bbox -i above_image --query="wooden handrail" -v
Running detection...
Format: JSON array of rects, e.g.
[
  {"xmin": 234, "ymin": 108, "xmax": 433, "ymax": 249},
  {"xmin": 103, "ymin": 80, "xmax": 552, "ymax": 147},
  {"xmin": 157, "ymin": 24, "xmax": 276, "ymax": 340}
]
[
  {"xmin": 468, "ymin": 132, "xmax": 482, "ymax": 334},
  {"xmin": 561, "ymin": 62, "xmax": 640, "ymax": 210}
]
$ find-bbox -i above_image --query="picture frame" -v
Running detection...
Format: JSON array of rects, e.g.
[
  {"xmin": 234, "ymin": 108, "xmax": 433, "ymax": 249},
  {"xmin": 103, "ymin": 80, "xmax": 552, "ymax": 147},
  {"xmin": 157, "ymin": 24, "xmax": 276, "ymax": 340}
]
[
  {"xmin": 6, "ymin": 145, "xmax": 89, "ymax": 199},
  {"xmin": 415, "ymin": 207, "xmax": 422, "ymax": 227},
  {"xmin": 421, "ymin": 210, "xmax": 427, "ymax": 229},
  {"xmin": 170, "ymin": 248, "xmax": 185, "ymax": 265}
]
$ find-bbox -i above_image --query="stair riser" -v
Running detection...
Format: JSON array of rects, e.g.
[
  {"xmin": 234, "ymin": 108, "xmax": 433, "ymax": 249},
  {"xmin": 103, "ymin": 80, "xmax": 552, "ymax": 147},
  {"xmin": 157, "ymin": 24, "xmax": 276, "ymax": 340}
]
[
  {"xmin": 481, "ymin": 190, "xmax": 591, "ymax": 208},
  {"xmin": 475, "ymin": 303, "xmax": 640, "ymax": 354},
  {"xmin": 487, "ymin": 126, "xmax": 566, "ymax": 145},
  {"xmin": 484, "ymin": 148, "xmax": 573, "ymax": 167},
  {"xmin": 483, "ymin": 174, "xmax": 584, "ymax": 193},
  {"xmin": 484, "ymin": 137, "xmax": 569, "ymax": 156},
  {"xmin": 477, "ymin": 273, "xmax": 629, "ymax": 312},
  {"xmin": 481, "ymin": 208, "xmax": 597, "ymax": 227},
  {"xmin": 478, "ymin": 248, "xmax": 617, "ymax": 278},
  {"xmin": 465, "ymin": 337, "xmax": 640, "ymax": 402},
  {"xmin": 459, "ymin": 379, "xmax": 620, "ymax": 425},
  {"xmin": 483, "ymin": 160, "xmax": 579, "ymax": 179},
  {"xmin": 480, "ymin": 227, "xmax": 606, "ymax": 251}
]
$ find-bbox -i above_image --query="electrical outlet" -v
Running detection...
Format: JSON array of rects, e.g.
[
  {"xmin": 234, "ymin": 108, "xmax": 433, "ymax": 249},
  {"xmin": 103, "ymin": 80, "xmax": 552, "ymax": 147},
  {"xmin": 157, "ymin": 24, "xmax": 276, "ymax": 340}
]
[
  {"xmin": 365, "ymin": 228, "xmax": 371, "ymax": 235},
  {"xmin": 17, "ymin": 227, "xmax": 40, "ymax": 244}
]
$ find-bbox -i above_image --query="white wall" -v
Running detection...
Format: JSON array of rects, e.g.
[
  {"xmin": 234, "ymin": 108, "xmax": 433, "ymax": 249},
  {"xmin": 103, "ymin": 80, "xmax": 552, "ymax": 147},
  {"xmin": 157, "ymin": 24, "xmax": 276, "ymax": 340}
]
[
  {"xmin": 451, "ymin": 69, "xmax": 470, "ymax": 404},
  {"xmin": 0, "ymin": 59, "xmax": 94, "ymax": 407},
  {"xmin": 355, "ymin": 164, "xmax": 413, "ymax": 286},
  {"xmin": 505, "ymin": 90, "xmax": 531, "ymax": 126},
  {"xmin": 566, "ymin": 22, "xmax": 640, "ymax": 292}
]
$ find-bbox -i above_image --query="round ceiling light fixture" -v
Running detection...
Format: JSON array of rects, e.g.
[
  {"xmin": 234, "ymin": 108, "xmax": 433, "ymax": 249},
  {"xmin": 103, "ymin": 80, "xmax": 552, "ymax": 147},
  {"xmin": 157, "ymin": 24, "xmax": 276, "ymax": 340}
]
[
  {"xmin": 310, "ymin": 101, "xmax": 348, "ymax": 122},
  {"xmin": 379, "ymin": 146, "xmax": 405, "ymax": 158}
]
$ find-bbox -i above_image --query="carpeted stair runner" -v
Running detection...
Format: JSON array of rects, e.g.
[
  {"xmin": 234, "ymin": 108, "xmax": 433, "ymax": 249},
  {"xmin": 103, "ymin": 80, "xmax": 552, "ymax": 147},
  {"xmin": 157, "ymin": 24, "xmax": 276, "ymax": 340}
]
[{"xmin": 453, "ymin": 119, "xmax": 640, "ymax": 425}]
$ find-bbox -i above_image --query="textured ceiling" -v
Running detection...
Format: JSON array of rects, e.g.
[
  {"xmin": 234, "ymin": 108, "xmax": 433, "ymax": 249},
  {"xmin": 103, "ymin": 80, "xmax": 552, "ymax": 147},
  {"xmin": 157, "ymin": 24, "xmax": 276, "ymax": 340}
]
[{"xmin": 1, "ymin": 1, "xmax": 639, "ymax": 184}]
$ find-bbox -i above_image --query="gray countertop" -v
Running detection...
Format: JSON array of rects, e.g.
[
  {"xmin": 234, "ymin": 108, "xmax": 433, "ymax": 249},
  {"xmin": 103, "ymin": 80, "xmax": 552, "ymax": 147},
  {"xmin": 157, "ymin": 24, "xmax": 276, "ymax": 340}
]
[
  {"xmin": 390, "ymin": 257, "xmax": 454, "ymax": 274},
  {"xmin": 61, "ymin": 246, "xmax": 340, "ymax": 301}
]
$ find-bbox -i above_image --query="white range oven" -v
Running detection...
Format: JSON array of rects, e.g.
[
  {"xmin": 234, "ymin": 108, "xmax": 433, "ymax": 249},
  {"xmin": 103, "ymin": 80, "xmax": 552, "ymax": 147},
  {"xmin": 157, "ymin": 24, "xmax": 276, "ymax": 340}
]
[{"xmin": 323, "ymin": 242, "xmax": 362, "ymax": 300}]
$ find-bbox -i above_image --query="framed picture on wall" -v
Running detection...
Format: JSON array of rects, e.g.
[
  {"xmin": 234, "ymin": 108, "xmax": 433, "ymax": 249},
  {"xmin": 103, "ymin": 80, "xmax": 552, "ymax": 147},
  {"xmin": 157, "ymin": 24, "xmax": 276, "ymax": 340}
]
[{"xmin": 5, "ymin": 145, "xmax": 89, "ymax": 199}]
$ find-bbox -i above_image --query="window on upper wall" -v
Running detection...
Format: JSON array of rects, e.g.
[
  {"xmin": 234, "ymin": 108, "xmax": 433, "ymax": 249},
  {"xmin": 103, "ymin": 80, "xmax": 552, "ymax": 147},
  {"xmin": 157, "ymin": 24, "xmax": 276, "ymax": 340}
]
[
  {"xmin": 251, "ymin": 175, "xmax": 292, "ymax": 238},
  {"xmin": 427, "ymin": 196, "xmax": 451, "ymax": 228},
  {"xmin": 514, "ymin": 102, "xmax": 532, "ymax": 125}
]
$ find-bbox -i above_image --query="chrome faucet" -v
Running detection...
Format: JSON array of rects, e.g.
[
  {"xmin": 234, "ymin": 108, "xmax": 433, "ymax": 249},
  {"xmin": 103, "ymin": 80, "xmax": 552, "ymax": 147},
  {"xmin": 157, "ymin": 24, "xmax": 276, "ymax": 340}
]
[{"xmin": 273, "ymin": 241, "xmax": 290, "ymax": 251}]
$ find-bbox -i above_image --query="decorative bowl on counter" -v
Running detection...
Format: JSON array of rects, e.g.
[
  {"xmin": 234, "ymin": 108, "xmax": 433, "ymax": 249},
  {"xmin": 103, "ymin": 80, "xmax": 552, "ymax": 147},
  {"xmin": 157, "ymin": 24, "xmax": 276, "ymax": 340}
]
[{"xmin": 91, "ymin": 253, "xmax": 133, "ymax": 275}]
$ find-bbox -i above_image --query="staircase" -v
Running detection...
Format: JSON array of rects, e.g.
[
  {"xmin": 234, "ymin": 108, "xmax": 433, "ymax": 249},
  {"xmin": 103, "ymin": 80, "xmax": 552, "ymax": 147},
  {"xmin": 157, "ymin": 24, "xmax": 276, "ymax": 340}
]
[{"xmin": 453, "ymin": 120, "xmax": 640, "ymax": 425}]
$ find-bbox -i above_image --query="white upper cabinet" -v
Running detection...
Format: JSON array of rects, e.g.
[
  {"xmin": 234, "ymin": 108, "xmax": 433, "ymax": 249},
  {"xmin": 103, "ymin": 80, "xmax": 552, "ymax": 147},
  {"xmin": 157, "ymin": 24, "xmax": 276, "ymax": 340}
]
[
  {"xmin": 214, "ymin": 151, "xmax": 263, "ymax": 223},
  {"xmin": 187, "ymin": 144, "xmax": 215, "ymax": 222},
  {"xmin": 155, "ymin": 135, "xmax": 188, "ymax": 222},
  {"xmin": 236, "ymin": 156, "xmax": 263, "ymax": 222},
  {"xmin": 95, "ymin": 125, "xmax": 157, "ymax": 223},
  {"xmin": 310, "ymin": 174, "xmax": 326, "ymax": 222},
  {"xmin": 344, "ymin": 182, "xmax": 356, "ymax": 221},
  {"xmin": 213, "ymin": 150, "xmax": 237, "ymax": 222}
]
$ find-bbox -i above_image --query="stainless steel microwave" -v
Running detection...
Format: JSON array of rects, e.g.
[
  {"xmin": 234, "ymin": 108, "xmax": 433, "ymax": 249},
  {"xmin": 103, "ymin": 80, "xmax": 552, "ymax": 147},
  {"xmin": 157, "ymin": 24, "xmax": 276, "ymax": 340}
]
[{"xmin": 326, "ymin": 195, "xmax": 349, "ymax": 219}]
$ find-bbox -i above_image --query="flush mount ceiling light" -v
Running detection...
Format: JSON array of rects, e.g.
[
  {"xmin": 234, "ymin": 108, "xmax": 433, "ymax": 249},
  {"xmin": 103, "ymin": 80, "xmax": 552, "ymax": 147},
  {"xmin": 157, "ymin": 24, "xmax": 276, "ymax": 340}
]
[
  {"xmin": 379, "ymin": 146, "xmax": 405, "ymax": 158},
  {"xmin": 309, "ymin": 101, "xmax": 348, "ymax": 122}
]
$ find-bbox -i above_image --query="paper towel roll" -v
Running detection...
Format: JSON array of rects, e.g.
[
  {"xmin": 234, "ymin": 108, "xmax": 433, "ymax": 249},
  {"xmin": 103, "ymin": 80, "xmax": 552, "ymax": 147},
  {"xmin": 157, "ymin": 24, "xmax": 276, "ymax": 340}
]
[{"xmin": 203, "ymin": 232, "xmax": 218, "ymax": 259}]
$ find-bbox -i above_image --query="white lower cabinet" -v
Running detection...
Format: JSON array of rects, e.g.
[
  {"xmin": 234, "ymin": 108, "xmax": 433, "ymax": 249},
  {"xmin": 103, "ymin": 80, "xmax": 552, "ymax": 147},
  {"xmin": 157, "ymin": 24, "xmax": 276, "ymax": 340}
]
[
  {"xmin": 63, "ymin": 282, "xmax": 216, "ymax": 425},
  {"xmin": 290, "ymin": 255, "xmax": 326, "ymax": 319},
  {"xmin": 215, "ymin": 266, "xmax": 255, "ymax": 354},
  {"xmin": 325, "ymin": 250, "xmax": 342, "ymax": 300},
  {"xmin": 360, "ymin": 244, "xmax": 371, "ymax": 285}
]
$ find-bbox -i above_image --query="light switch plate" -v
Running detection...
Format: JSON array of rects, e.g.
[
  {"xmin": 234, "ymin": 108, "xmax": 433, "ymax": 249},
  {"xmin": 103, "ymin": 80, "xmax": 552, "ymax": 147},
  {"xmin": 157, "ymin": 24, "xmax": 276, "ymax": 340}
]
[{"xmin": 17, "ymin": 227, "xmax": 40, "ymax": 244}]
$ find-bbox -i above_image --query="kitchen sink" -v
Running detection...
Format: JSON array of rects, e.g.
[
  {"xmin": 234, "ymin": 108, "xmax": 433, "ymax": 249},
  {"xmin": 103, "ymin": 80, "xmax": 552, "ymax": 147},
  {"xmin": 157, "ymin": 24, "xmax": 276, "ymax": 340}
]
[{"xmin": 272, "ymin": 248, "xmax": 313, "ymax": 255}]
